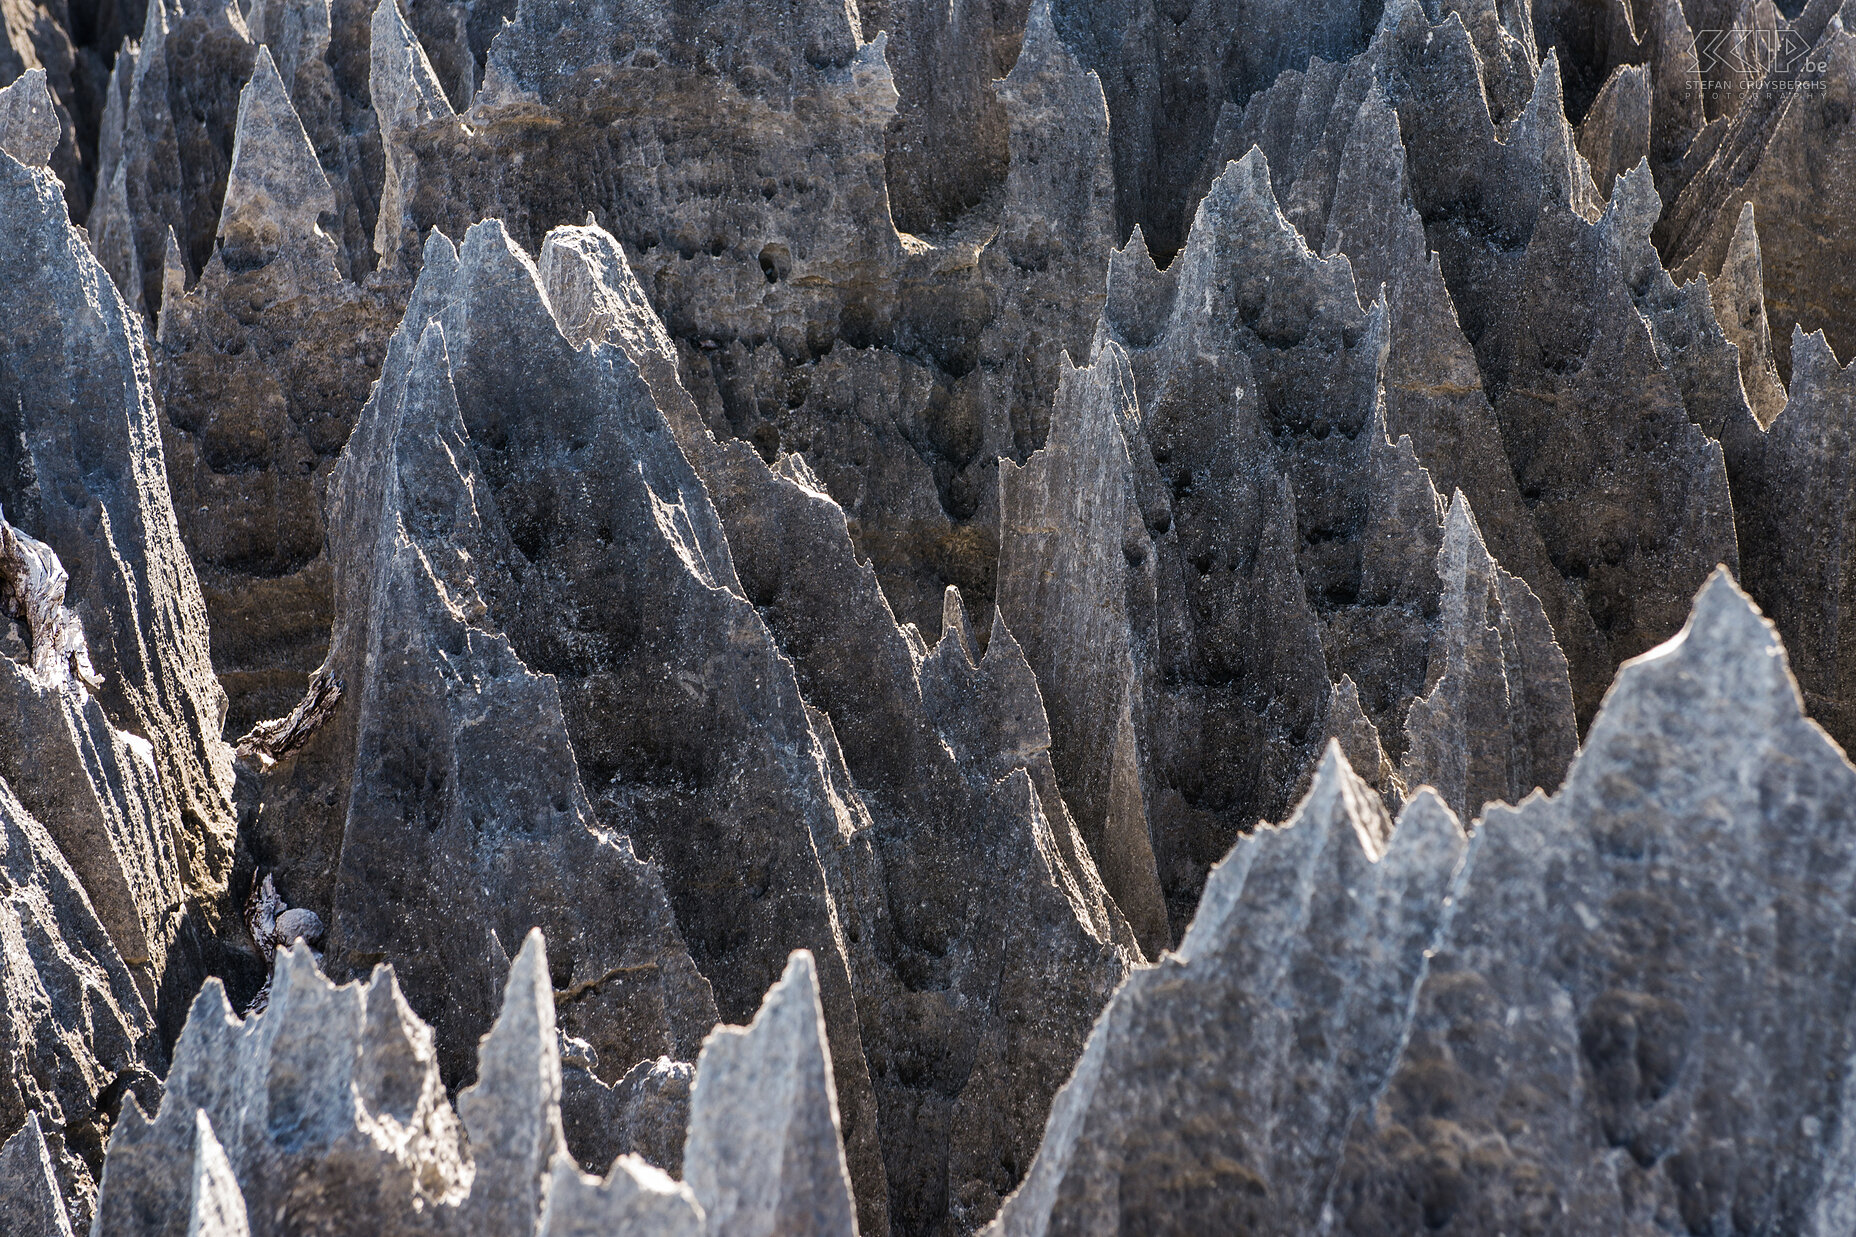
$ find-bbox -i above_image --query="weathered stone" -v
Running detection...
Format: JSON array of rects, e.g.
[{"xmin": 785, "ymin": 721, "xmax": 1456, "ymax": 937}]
[
  {"xmin": 559, "ymin": 1054, "xmax": 694, "ymax": 1179},
  {"xmin": 1323, "ymin": 674, "xmax": 1403, "ymax": 805},
  {"xmin": 368, "ymin": 0, "xmax": 455, "ymax": 274},
  {"xmin": 155, "ymin": 36, "xmax": 402, "ymax": 734},
  {"xmin": 1092, "ymin": 148, "xmax": 1483, "ymax": 927},
  {"xmin": 432, "ymin": 219, "xmax": 887, "ymax": 1225},
  {"xmin": 0, "ymin": 1114, "xmax": 76, "ymax": 1237},
  {"xmin": 456, "ymin": 930, "xmax": 566, "ymax": 1237},
  {"xmin": 317, "ymin": 285, "xmax": 716, "ymax": 1088},
  {"xmin": 1577, "ymin": 64, "xmax": 1652, "ymax": 198},
  {"xmin": 1722, "ymin": 328, "xmax": 1856, "ymax": 758},
  {"xmin": 1478, "ymin": 157, "xmax": 1740, "ymax": 695},
  {"xmin": 533, "ymin": 211, "xmax": 1144, "ymax": 1232},
  {"xmin": 1400, "ymin": 493, "xmax": 1577, "ymax": 826},
  {"xmin": 0, "ymin": 68, "xmax": 60, "ymax": 167},
  {"xmin": 1661, "ymin": 0, "xmax": 1856, "ymax": 379},
  {"xmin": 540, "ymin": 1154, "xmax": 705, "ymax": 1237},
  {"xmin": 0, "ymin": 774, "xmax": 160, "ymax": 1229},
  {"xmin": 1712, "ymin": 201, "xmax": 1790, "ymax": 428},
  {"xmin": 987, "ymin": 746, "xmax": 1466, "ymax": 1235},
  {"xmin": 0, "ymin": 142, "xmax": 238, "ymax": 1036},
  {"xmin": 996, "ymin": 344, "xmax": 1170, "ymax": 955},
  {"xmin": 91, "ymin": 1105, "xmax": 251, "ymax": 1237},
  {"xmin": 1334, "ymin": 570, "xmax": 1856, "ymax": 1233},
  {"xmin": 217, "ymin": 47, "xmax": 337, "ymax": 279},
  {"xmin": 1048, "ymin": 0, "xmax": 1382, "ymax": 257},
  {"xmin": 685, "ymin": 951, "xmax": 859, "ymax": 1237},
  {"xmin": 88, "ymin": 0, "xmax": 257, "ymax": 313}
]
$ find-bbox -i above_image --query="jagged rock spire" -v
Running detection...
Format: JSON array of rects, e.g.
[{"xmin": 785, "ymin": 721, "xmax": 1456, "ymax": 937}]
[
  {"xmin": 0, "ymin": 1110, "xmax": 75, "ymax": 1236},
  {"xmin": 316, "ymin": 291, "xmax": 716, "ymax": 1087},
  {"xmin": 1714, "ymin": 202, "xmax": 1789, "ymax": 428},
  {"xmin": 1576, "ymin": 63, "xmax": 1651, "ymax": 198},
  {"xmin": 217, "ymin": 46, "xmax": 336, "ymax": 276},
  {"xmin": 92, "ymin": 1104, "xmax": 252, "ymax": 1237},
  {"xmin": 245, "ymin": 0, "xmax": 331, "ymax": 89},
  {"xmin": 459, "ymin": 930, "xmax": 567, "ymax": 1237},
  {"xmin": 1400, "ymin": 491, "xmax": 1576, "ymax": 823},
  {"xmin": 0, "ymin": 68, "xmax": 59, "ymax": 168},
  {"xmin": 684, "ymin": 951, "xmax": 858, "ymax": 1237},
  {"xmin": 1335, "ymin": 570, "xmax": 1856, "ymax": 1231},
  {"xmin": 996, "ymin": 344, "xmax": 1169, "ymax": 955},
  {"xmin": 180, "ymin": 1111, "xmax": 250, "ymax": 1237},
  {"xmin": 539, "ymin": 1154, "xmax": 704, "ymax": 1237},
  {"xmin": 1, "ymin": 126, "xmax": 237, "ymax": 1044},
  {"xmin": 0, "ymin": 774, "xmax": 161, "ymax": 1230},
  {"xmin": 369, "ymin": 0, "xmax": 454, "ymax": 271},
  {"xmin": 988, "ymin": 744, "xmax": 1466, "ymax": 1234},
  {"xmin": 1663, "ymin": 3, "xmax": 1856, "ymax": 378},
  {"xmin": 1728, "ymin": 328, "xmax": 1856, "ymax": 757}
]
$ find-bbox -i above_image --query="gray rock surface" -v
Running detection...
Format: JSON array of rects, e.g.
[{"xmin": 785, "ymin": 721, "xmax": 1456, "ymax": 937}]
[
  {"xmin": 996, "ymin": 346, "xmax": 1170, "ymax": 956},
  {"xmin": 77, "ymin": 933, "xmax": 869, "ymax": 1237},
  {"xmin": 1719, "ymin": 327, "xmax": 1856, "ymax": 757},
  {"xmin": 1, "ymin": 139, "xmax": 238, "ymax": 1045},
  {"xmin": 540, "ymin": 1154, "xmax": 705, "ymax": 1237},
  {"xmin": 530, "ymin": 209, "xmax": 1143, "ymax": 1234},
  {"xmin": 8, "ymin": 0, "xmax": 1856, "ymax": 1232},
  {"xmin": 986, "ymin": 745, "xmax": 1466, "ymax": 1235},
  {"xmin": 0, "ymin": 1115, "xmax": 76, "ymax": 1237},
  {"xmin": 239, "ymin": 235, "xmax": 718, "ymax": 1111},
  {"xmin": 1334, "ymin": 570, "xmax": 1856, "ymax": 1234},
  {"xmin": 1662, "ymin": 3, "xmax": 1856, "ymax": 379},
  {"xmin": 0, "ymin": 770, "xmax": 160, "ymax": 1229},
  {"xmin": 1400, "ymin": 493, "xmax": 1577, "ymax": 826},
  {"xmin": 1086, "ymin": 146, "xmax": 1542, "ymax": 930},
  {"xmin": 0, "ymin": 68, "xmax": 60, "ymax": 167},
  {"xmin": 685, "ymin": 951, "xmax": 859, "ymax": 1237}
]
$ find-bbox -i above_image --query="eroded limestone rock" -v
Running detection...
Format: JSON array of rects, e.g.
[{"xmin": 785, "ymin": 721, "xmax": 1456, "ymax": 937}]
[
  {"xmin": 684, "ymin": 951, "xmax": 859, "ymax": 1237},
  {"xmin": 1335, "ymin": 571, "xmax": 1856, "ymax": 1233},
  {"xmin": 987, "ymin": 746, "xmax": 1466, "ymax": 1235}
]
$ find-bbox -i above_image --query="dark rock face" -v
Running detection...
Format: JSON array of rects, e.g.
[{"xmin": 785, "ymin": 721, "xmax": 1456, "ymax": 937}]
[
  {"xmin": 10, "ymin": 0, "xmax": 1856, "ymax": 1228},
  {"xmin": 155, "ymin": 44, "xmax": 403, "ymax": 733}
]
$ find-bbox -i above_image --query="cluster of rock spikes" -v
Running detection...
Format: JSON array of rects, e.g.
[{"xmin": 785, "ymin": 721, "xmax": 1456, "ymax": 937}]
[{"xmin": 1, "ymin": 0, "xmax": 1855, "ymax": 1225}]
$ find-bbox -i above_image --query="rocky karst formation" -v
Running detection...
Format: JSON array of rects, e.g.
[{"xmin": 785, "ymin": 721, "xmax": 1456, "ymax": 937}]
[{"xmin": 6, "ymin": 0, "xmax": 1856, "ymax": 1229}]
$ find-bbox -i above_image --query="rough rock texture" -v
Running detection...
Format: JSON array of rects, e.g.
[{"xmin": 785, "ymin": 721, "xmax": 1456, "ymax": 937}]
[
  {"xmin": 987, "ymin": 747, "xmax": 1466, "ymax": 1235},
  {"xmin": 540, "ymin": 1155, "xmax": 705, "ymax": 1237},
  {"xmin": 559, "ymin": 1053, "xmax": 694, "ymax": 1179},
  {"xmin": 1083, "ymin": 146, "xmax": 1561, "ymax": 931},
  {"xmin": 995, "ymin": 344, "xmax": 1170, "ymax": 955},
  {"xmin": 684, "ymin": 951, "xmax": 859, "ymax": 1237},
  {"xmin": 1720, "ymin": 328, "xmax": 1856, "ymax": 756},
  {"xmin": 1712, "ymin": 202, "xmax": 1790, "ymax": 428},
  {"xmin": 154, "ymin": 39, "xmax": 402, "ymax": 733},
  {"xmin": 89, "ymin": 0, "xmax": 258, "ymax": 314},
  {"xmin": 0, "ymin": 1114, "xmax": 77, "ymax": 1237},
  {"xmin": 1662, "ymin": 3, "xmax": 1856, "ymax": 380},
  {"xmin": 10, "ymin": 0, "xmax": 1856, "ymax": 1229},
  {"xmin": 0, "ymin": 776, "xmax": 162, "ymax": 1229},
  {"xmin": 241, "ymin": 232, "xmax": 719, "ymax": 1114},
  {"xmin": 529, "ymin": 208, "xmax": 1142, "ymax": 1235},
  {"xmin": 81, "ymin": 933, "xmax": 869, "ymax": 1237},
  {"xmin": 1399, "ymin": 494, "xmax": 1577, "ymax": 826},
  {"xmin": 0, "ymin": 68, "xmax": 61, "ymax": 167},
  {"xmin": 1335, "ymin": 571, "xmax": 1856, "ymax": 1234},
  {"xmin": 2, "ymin": 125, "xmax": 239, "ymax": 1076}
]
